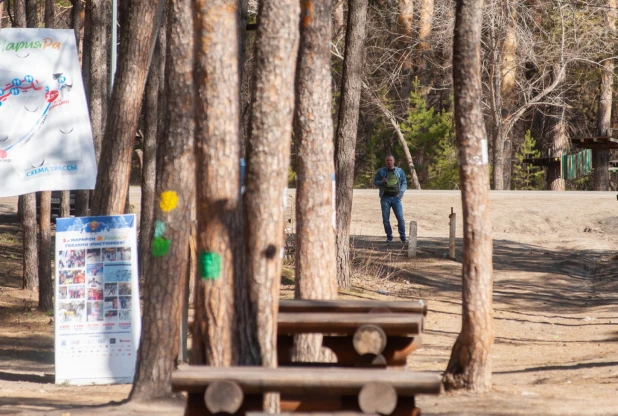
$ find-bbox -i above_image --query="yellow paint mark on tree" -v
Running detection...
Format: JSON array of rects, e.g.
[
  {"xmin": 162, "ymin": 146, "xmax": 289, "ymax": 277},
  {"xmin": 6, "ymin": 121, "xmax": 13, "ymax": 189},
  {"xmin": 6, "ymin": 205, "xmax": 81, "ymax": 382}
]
[{"xmin": 160, "ymin": 191, "xmax": 179, "ymax": 212}]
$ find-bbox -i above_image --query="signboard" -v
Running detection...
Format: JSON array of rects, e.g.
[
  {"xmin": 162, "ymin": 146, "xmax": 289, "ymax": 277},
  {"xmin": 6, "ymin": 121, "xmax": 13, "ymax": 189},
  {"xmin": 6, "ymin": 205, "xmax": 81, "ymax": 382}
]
[
  {"xmin": 0, "ymin": 28, "xmax": 97, "ymax": 197},
  {"xmin": 54, "ymin": 215, "xmax": 140, "ymax": 385}
]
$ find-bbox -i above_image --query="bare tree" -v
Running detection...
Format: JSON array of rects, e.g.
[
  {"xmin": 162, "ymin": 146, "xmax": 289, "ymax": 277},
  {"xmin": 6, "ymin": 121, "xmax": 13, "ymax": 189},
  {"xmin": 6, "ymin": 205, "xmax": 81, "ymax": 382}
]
[
  {"xmin": 192, "ymin": 0, "xmax": 248, "ymax": 366},
  {"xmin": 293, "ymin": 0, "xmax": 338, "ymax": 362},
  {"xmin": 91, "ymin": 0, "xmax": 163, "ymax": 215},
  {"xmin": 130, "ymin": 0, "xmax": 194, "ymax": 400},
  {"xmin": 443, "ymin": 0, "xmax": 494, "ymax": 391},
  {"xmin": 592, "ymin": 0, "xmax": 616, "ymax": 191},
  {"xmin": 335, "ymin": 0, "xmax": 369, "ymax": 289}
]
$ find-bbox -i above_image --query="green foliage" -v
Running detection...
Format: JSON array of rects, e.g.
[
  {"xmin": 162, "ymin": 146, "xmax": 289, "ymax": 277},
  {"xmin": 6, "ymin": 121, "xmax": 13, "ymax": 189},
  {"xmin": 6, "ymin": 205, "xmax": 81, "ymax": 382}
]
[
  {"xmin": 401, "ymin": 84, "xmax": 458, "ymax": 189},
  {"xmin": 512, "ymin": 130, "xmax": 545, "ymax": 190}
]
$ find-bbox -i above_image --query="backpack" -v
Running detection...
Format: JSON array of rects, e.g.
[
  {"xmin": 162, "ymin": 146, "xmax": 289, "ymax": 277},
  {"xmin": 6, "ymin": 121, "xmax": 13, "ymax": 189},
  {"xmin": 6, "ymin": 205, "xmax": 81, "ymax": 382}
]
[{"xmin": 384, "ymin": 169, "xmax": 400, "ymax": 196}]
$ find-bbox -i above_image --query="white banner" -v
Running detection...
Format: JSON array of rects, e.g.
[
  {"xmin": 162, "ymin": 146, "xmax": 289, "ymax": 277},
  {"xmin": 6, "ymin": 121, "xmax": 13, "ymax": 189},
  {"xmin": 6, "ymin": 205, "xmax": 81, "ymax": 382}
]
[
  {"xmin": 0, "ymin": 28, "xmax": 97, "ymax": 197},
  {"xmin": 54, "ymin": 215, "xmax": 140, "ymax": 385}
]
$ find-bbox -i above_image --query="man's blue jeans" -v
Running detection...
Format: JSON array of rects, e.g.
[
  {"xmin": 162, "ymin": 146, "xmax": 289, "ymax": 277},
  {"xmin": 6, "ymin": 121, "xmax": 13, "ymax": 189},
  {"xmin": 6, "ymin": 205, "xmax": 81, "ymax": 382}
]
[{"xmin": 380, "ymin": 196, "xmax": 406, "ymax": 241}]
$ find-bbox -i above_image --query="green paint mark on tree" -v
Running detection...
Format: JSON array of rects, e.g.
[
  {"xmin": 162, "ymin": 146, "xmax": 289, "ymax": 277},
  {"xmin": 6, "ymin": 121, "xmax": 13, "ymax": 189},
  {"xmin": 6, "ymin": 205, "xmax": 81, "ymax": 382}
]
[
  {"xmin": 200, "ymin": 252, "xmax": 221, "ymax": 280},
  {"xmin": 151, "ymin": 236, "xmax": 171, "ymax": 257}
]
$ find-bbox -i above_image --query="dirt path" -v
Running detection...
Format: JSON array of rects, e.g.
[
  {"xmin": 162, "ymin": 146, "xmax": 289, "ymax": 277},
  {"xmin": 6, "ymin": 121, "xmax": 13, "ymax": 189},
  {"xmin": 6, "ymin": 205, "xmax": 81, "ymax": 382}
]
[{"xmin": 0, "ymin": 189, "xmax": 617, "ymax": 415}]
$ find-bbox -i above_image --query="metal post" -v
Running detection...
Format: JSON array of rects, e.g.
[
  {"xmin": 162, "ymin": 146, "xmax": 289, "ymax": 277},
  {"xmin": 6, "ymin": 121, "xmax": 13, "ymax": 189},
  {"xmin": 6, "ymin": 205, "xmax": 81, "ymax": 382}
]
[
  {"xmin": 449, "ymin": 207, "xmax": 456, "ymax": 259},
  {"xmin": 407, "ymin": 221, "xmax": 417, "ymax": 258},
  {"xmin": 110, "ymin": 0, "xmax": 118, "ymax": 93}
]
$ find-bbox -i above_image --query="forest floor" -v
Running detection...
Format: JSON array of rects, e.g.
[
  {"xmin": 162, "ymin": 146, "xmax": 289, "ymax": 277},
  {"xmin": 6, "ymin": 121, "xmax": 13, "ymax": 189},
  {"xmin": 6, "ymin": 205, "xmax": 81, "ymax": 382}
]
[{"xmin": 0, "ymin": 189, "xmax": 617, "ymax": 415}]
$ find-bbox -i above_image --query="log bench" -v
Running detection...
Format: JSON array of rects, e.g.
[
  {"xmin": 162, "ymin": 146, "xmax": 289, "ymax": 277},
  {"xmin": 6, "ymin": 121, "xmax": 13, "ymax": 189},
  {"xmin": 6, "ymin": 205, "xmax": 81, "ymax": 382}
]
[
  {"xmin": 172, "ymin": 366, "xmax": 442, "ymax": 416},
  {"xmin": 277, "ymin": 300, "xmax": 426, "ymax": 367}
]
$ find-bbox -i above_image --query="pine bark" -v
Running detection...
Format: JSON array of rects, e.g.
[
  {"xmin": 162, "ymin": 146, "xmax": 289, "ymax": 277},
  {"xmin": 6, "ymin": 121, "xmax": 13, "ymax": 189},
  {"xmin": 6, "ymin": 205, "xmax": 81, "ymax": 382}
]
[
  {"xmin": 592, "ymin": 0, "xmax": 616, "ymax": 191},
  {"xmin": 335, "ymin": 0, "xmax": 368, "ymax": 290},
  {"xmin": 139, "ymin": 25, "xmax": 166, "ymax": 282},
  {"xmin": 192, "ymin": 0, "xmax": 247, "ymax": 367},
  {"xmin": 38, "ymin": 192, "xmax": 53, "ymax": 311},
  {"xmin": 443, "ymin": 0, "xmax": 494, "ymax": 392},
  {"xmin": 294, "ymin": 0, "xmax": 338, "ymax": 362},
  {"xmin": 91, "ymin": 0, "xmax": 160, "ymax": 216},
  {"xmin": 22, "ymin": 194, "xmax": 38, "ymax": 290},
  {"xmin": 130, "ymin": 0, "xmax": 194, "ymax": 400},
  {"xmin": 244, "ymin": 0, "xmax": 301, "ymax": 370}
]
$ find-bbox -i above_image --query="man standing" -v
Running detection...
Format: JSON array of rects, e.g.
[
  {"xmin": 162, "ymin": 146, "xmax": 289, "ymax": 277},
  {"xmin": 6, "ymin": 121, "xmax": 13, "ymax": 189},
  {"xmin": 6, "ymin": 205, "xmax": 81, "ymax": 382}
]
[{"xmin": 374, "ymin": 155, "xmax": 408, "ymax": 242}]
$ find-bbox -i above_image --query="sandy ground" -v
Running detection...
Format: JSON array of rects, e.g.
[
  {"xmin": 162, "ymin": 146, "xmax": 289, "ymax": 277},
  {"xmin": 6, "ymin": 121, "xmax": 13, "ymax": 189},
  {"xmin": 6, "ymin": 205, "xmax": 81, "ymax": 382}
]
[{"xmin": 0, "ymin": 188, "xmax": 617, "ymax": 415}]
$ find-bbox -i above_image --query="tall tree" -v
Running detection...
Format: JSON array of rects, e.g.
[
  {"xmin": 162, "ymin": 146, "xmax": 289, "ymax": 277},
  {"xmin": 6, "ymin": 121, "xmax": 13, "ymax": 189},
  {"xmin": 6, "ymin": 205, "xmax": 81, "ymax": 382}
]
[
  {"xmin": 443, "ymin": 0, "xmax": 494, "ymax": 391},
  {"xmin": 244, "ymin": 0, "xmax": 300, "ymax": 369},
  {"xmin": 91, "ymin": 0, "xmax": 162, "ymax": 216},
  {"xmin": 335, "ymin": 0, "xmax": 369, "ymax": 289},
  {"xmin": 139, "ymin": 23, "xmax": 166, "ymax": 282},
  {"xmin": 130, "ymin": 0, "xmax": 194, "ymax": 400},
  {"xmin": 592, "ymin": 0, "xmax": 616, "ymax": 191},
  {"xmin": 293, "ymin": 0, "xmax": 338, "ymax": 361},
  {"xmin": 192, "ymin": 0, "xmax": 249, "ymax": 366},
  {"xmin": 21, "ymin": 0, "xmax": 37, "ymax": 293},
  {"xmin": 0, "ymin": 1, "xmax": 4, "ymax": 29},
  {"xmin": 72, "ymin": 0, "xmax": 89, "ymax": 216},
  {"xmin": 37, "ymin": 0, "xmax": 56, "ymax": 313}
]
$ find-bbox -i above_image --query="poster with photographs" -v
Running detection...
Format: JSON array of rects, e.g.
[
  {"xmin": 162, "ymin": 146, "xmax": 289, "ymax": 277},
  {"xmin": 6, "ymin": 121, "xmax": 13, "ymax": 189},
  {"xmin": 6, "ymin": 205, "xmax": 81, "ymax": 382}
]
[{"xmin": 54, "ymin": 214, "xmax": 140, "ymax": 385}]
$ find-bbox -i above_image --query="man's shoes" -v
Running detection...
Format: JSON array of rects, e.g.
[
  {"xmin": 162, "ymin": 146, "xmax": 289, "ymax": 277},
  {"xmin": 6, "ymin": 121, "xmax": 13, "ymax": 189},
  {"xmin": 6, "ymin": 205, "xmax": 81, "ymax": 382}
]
[
  {"xmin": 400, "ymin": 237, "xmax": 408, "ymax": 243},
  {"xmin": 386, "ymin": 238, "xmax": 393, "ymax": 243}
]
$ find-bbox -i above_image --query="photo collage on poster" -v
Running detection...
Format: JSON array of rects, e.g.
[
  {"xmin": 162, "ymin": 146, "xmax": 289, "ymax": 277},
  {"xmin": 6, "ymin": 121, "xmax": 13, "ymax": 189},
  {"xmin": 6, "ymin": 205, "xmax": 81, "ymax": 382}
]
[{"xmin": 57, "ymin": 247, "xmax": 133, "ymax": 324}]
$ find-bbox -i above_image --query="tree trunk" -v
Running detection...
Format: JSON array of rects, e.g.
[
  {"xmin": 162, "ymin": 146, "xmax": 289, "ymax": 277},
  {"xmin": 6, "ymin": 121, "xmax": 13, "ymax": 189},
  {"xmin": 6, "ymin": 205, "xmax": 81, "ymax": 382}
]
[
  {"xmin": 0, "ymin": 2, "xmax": 4, "ymax": 28},
  {"xmin": 244, "ymin": 0, "xmax": 300, "ymax": 371},
  {"xmin": 396, "ymin": 0, "xmax": 413, "ymax": 114},
  {"xmin": 45, "ymin": 0, "xmax": 54, "ymax": 27},
  {"xmin": 37, "ymin": 0, "xmax": 56, "ymax": 313},
  {"xmin": 546, "ymin": 68, "xmax": 567, "ymax": 191},
  {"xmin": 293, "ymin": 0, "xmax": 338, "ymax": 362},
  {"xmin": 192, "ymin": 0, "xmax": 246, "ymax": 367},
  {"xmin": 26, "ymin": 0, "xmax": 36, "ymax": 28},
  {"xmin": 593, "ymin": 0, "xmax": 616, "ymax": 191},
  {"xmin": 333, "ymin": 0, "xmax": 345, "ymax": 37},
  {"xmin": 71, "ymin": 0, "xmax": 84, "ymax": 51},
  {"xmin": 130, "ymin": 0, "xmax": 194, "ymax": 400},
  {"xmin": 498, "ymin": 0, "xmax": 517, "ymax": 190},
  {"xmin": 22, "ymin": 193, "xmax": 39, "ymax": 290},
  {"xmin": 14, "ymin": 0, "xmax": 26, "ymax": 27},
  {"xmin": 443, "ymin": 0, "xmax": 494, "ymax": 392},
  {"xmin": 38, "ymin": 192, "xmax": 53, "ymax": 311},
  {"xmin": 139, "ymin": 24, "xmax": 165, "ymax": 282},
  {"xmin": 335, "ymin": 0, "xmax": 368, "ymax": 290},
  {"xmin": 91, "ymin": 0, "xmax": 161, "ymax": 216},
  {"xmin": 416, "ymin": 0, "xmax": 434, "ymax": 88}
]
